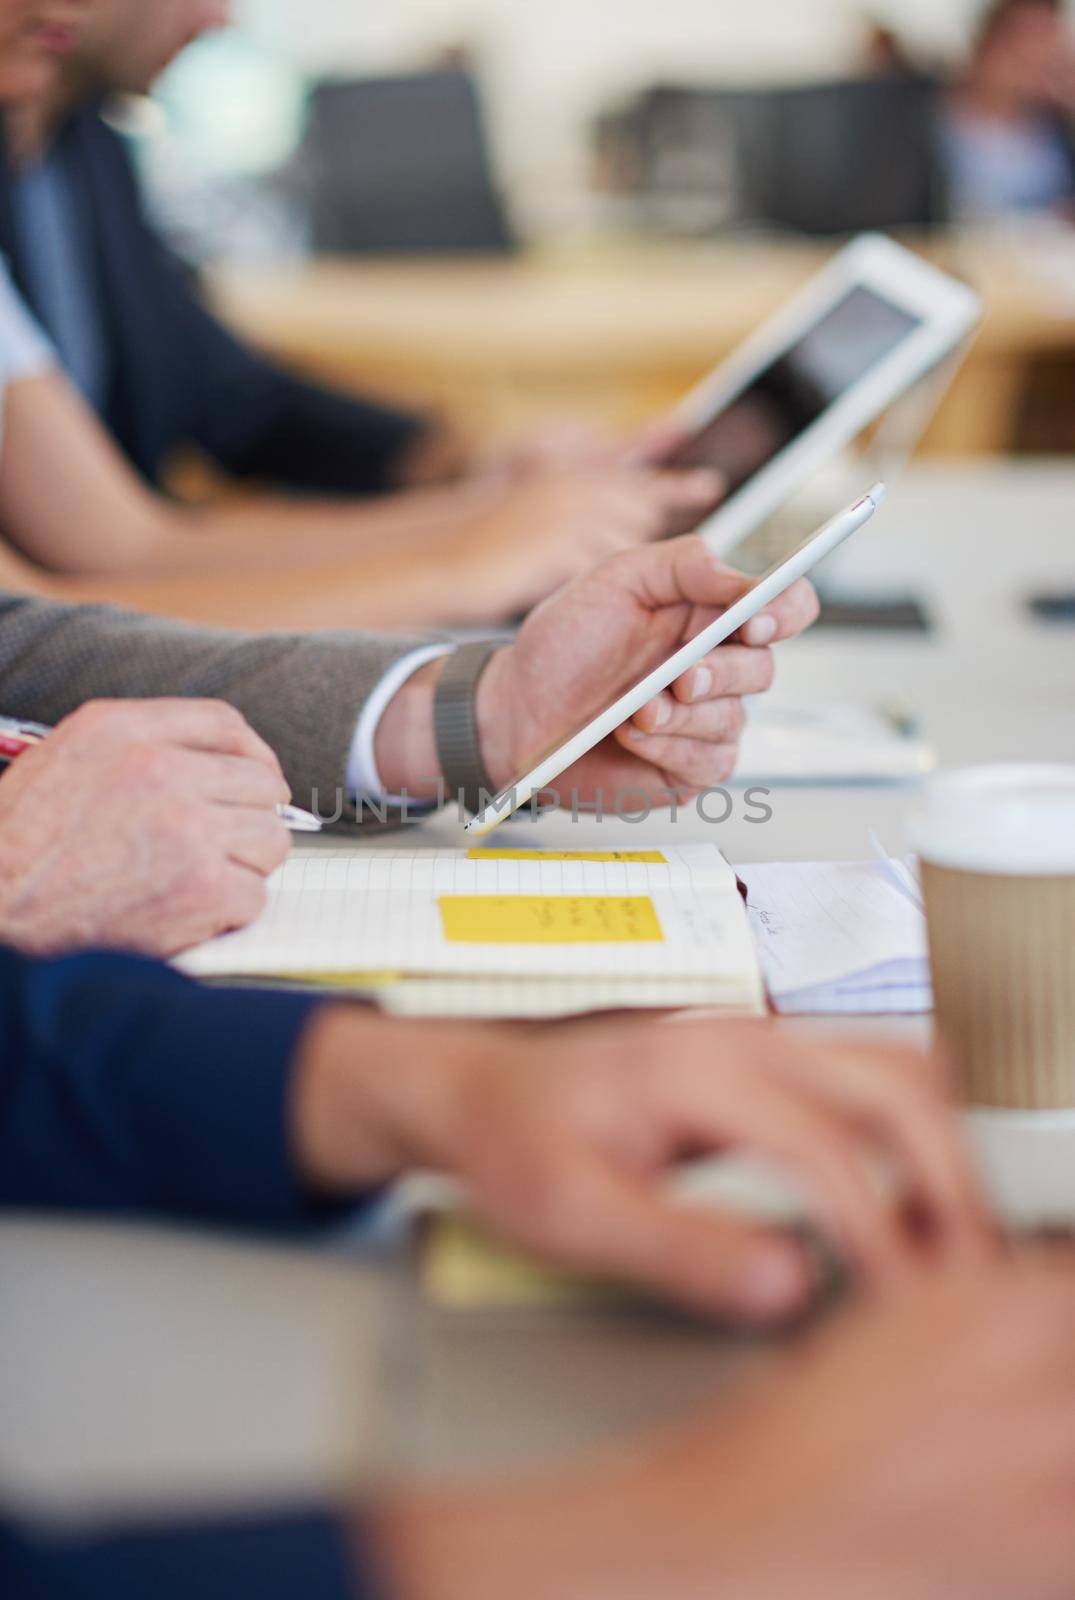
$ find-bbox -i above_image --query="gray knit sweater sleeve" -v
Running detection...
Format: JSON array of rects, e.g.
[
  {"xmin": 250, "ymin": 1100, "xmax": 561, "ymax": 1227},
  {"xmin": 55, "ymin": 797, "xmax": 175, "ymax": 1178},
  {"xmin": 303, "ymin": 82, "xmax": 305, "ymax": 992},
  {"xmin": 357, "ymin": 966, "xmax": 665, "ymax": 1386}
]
[{"xmin": 0, "ymin": 591, "xmax": 444, "ymax": 814}]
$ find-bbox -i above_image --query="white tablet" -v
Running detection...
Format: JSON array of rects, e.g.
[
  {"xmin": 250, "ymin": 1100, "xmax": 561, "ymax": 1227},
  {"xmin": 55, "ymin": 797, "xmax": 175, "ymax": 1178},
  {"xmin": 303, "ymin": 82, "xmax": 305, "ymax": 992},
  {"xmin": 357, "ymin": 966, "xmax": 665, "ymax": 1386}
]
[
  {"xmin": 466, "ymin": 483, "xmax": 885, "ymax": 838},
  {"xmin": 664, "ymin": 234, "xmax": 979, "ymax": 556}
]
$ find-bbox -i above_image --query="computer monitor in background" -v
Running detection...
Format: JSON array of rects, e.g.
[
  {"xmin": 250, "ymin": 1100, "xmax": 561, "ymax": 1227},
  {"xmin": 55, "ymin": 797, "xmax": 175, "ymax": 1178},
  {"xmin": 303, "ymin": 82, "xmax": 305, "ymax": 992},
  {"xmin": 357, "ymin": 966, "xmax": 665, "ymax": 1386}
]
[
  {"xmin": 303, "ymin": 71, "xmax": 515, "ymax": 254},
  {"xmin": 760, "ymin": 80, "xmax": 947, "ymax": 235},
  {"xmin": 594, "ymin": 79, "xmax": 949, "ymax": 238}
]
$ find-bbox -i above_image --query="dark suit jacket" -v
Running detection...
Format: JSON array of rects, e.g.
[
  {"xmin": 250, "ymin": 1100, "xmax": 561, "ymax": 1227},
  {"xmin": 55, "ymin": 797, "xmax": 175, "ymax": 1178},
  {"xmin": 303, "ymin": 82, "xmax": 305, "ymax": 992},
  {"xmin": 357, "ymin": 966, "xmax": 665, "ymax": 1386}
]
[
  {"xmin": 2, "ymin": 1511, "xmax": 365, "ymax": 1600},
  {"xmin": 0, "ymin": 110, "xmax": 427, "ymax": 495},
  {"xmin": 0, "ymin": 942, "xmax": 330, "ymax": 1224},
  {"xmin": 0, "ymin": 944, "xmax": 378, "ymax": 1597}
]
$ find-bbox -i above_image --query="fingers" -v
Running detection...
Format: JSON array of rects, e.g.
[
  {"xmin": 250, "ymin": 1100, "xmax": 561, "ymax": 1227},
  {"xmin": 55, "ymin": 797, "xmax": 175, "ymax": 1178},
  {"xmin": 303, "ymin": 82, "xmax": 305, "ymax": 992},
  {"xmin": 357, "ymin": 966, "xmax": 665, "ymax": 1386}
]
[
  {"xmin": 620, "ymin": 534, "xmax": 762, "ymax": 611},
  {"xmin": 650, "ymin": 1027, "xmax": 995, "ymax": 1284},
  {"xmin": 614, "ymin": 728, "xmax": 740, "ymax": 792},
  {"xmin": 670, "ymin": 643, "xmax": 775, "ymax": 707},
  {"xmin": 189, "ymin": 749, "xmax": 292, "ymax": 810},
  {"xmin": 766, "ymin": 1038, "xmax": 996, "ymax": 1262},
  {"xmin": 557, "ymin": 481, "xmax": 664, "ymax": 554},
  {"xmin": 733, "ymin": 577, "xmax": 820, "ymax": 646},
  {"xmin": 622, "ymin": 1203, "xmax": 816, "ymax": 1325},
  {"xmin": 172, "ymin": 857, "xmax": 273, "ymax": 949},
  {"xmin": 218, "ymin": 808, "xmax": 293, "ymax": 877},
  {"xmin": 650, "ymin": 468, "xmax": 726, "ymax": 523},
  {"xmin": 509, "ymin": 1150, "xmax": 817, "ymax": 1325},
  {"xmin": 534, "ymin": 467, "xmax": 725, "ymax": 561},
  {"xmin": 215, "ymin": 862, "xmax": 272, "ymax": 933},
  {"xmin": 453, "ymin": 1020, "xmax": 996, "ymax": 1325},
  {"xmin": 161, "ymin": 700, "xmax": 286, "ymax": 771},
  {"xmin": 666, "ymin": 1056, "xmax": 918, "ymax": 1285},
  {"xmin": 621, "ymin": 645, "xmax": 771, "ymax": 748},
  {"xmin": 628, "ymin": 694, "xmax": 746, "ymax": 743},
  {"xmin": 592, "ymin": 468, "xmax": 722, "ymax": 544},
  {"xmin": 621, "ymin": 417, "xmax": 694, "ymax": 468},
  {"xmin": 59, "ymin": 698, "xmax": 285, "ymax": 775},
  {"xmin": 615, "ymin": 535, "xmax": 820, "ymax": 647},
  {"xmin": 502, "ymin": 1053, "xmax": 910, "ymax": 1309}
]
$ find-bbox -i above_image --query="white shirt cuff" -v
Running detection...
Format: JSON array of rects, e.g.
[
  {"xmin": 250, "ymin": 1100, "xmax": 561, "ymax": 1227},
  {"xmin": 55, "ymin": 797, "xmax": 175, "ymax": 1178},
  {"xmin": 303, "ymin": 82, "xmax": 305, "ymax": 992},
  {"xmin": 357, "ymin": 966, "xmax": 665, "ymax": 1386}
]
[{"xmin": 346, "ymin": 644, "xmax": 455, "ymax": 802}]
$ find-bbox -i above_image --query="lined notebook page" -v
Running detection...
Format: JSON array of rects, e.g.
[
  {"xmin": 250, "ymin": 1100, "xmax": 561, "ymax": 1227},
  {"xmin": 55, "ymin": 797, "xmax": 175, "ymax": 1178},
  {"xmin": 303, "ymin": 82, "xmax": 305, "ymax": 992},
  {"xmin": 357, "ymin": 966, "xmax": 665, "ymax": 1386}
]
[{"xmin": 177, "ymin": 843, "xmax": 758, "ymax": 992}]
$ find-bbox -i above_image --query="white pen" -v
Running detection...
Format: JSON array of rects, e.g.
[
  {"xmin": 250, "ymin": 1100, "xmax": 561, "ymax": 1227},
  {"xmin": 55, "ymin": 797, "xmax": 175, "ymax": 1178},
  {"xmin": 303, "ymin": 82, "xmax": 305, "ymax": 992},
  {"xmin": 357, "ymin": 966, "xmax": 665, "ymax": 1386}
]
[{"xmin": 278, "ymin": 804, "xmax": 323, "ymax": 833}]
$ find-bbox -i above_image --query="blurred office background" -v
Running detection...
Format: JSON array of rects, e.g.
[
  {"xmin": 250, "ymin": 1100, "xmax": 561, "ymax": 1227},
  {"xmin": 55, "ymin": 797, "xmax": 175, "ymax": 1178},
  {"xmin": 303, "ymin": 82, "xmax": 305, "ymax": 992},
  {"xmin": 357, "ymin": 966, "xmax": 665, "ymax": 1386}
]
[
  {"xmin": 132, "ymin": 0, "xmax": 1075, "ymax": 460},
  {"xmin": 142, "ymin": 0, "xmax": 1005, "ymax": 238}
]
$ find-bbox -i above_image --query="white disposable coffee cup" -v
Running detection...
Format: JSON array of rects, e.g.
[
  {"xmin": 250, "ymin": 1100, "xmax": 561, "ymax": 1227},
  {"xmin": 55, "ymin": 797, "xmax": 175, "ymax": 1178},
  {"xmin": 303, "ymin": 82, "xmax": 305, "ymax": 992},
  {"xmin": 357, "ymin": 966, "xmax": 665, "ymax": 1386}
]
[{"xmin": 911, "ymin": 765, "xmax": 1075, "ymax": 1109}]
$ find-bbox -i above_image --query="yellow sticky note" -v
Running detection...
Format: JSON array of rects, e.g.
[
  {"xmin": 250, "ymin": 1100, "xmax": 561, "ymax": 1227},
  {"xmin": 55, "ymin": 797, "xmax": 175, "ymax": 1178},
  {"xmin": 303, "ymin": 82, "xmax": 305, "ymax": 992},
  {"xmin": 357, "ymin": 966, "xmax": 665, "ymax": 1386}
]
[
  {"xmin": 423, "ymin": 1214, "xmax": 615, "ymax": 1311},
  {"xmin": 438, "ymin": 895, "xmax": 663, "ymax": 944},
  {"xmin": 465, "ymin": 849, "xmax": 667, "ymax": 864}
]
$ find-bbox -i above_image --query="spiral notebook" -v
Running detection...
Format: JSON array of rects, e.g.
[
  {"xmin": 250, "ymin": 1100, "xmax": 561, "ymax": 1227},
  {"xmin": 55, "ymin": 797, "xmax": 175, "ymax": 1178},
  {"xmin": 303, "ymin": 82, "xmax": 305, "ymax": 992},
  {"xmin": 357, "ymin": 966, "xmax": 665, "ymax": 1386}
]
[{"xmin": 178, "ymin": 842, "xmax": 765, "ymax": 1019}]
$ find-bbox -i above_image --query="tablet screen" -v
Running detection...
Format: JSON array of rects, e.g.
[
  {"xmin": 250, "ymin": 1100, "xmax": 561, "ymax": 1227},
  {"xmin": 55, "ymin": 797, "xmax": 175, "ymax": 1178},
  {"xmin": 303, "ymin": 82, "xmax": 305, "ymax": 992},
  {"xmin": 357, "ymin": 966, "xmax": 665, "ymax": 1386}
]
[{"xmin": 669, "ymin": 286, "xmax": 921, "ymax": 494}]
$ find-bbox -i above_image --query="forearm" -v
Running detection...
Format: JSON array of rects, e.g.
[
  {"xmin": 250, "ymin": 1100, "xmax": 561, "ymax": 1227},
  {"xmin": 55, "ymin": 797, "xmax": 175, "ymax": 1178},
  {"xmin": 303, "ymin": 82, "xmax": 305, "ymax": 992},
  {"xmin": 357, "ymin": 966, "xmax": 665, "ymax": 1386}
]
[
  {"xmin": 38, "ymin": 484, "xmax": 511, "ymax": 630},
  {"xmin": 185, "ymin": 478, "xmax": 497, "ymax": 570},
  {"xmin": 289, "ymin": 1007, "xmax": 499, "ymax": 1193},
  {"xmin": 52, "ymin": 545, "xmax": 481, "ymax": 632},
  {"xmin": 0, "ymin": 374, "xmax": 500, "ymax": 629}
]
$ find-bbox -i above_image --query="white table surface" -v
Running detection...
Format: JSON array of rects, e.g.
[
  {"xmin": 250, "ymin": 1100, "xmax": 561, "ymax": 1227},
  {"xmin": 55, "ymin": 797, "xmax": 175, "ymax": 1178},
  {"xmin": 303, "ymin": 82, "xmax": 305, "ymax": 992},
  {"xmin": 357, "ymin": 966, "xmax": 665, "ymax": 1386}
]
[{"xmin": 3, "ymin": 461, "xmax": 1074, "ymax": 1516}]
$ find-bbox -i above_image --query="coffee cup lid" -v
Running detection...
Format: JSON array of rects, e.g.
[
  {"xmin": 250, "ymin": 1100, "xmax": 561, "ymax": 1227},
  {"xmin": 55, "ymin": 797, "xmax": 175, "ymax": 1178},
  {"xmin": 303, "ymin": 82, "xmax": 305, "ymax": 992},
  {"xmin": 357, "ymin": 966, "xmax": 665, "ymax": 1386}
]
[{"xmin": 910, "ymin": 765, "xmax": 1075, "ymax": 875}]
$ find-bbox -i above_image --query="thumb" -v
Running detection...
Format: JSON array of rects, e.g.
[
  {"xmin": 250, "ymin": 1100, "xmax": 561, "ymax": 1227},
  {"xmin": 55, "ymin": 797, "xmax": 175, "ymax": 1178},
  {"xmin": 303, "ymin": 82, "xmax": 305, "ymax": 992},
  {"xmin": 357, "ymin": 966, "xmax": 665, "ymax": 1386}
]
[{"xmin": 615, "ymin": 534, "xmax": 752, "ymax": 615}]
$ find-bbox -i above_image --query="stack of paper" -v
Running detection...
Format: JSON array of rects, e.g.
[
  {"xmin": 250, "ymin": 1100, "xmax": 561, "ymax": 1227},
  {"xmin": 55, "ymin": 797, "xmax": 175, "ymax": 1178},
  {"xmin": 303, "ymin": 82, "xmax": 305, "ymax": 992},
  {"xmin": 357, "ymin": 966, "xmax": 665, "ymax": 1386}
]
[
  {"xmin": 179, "ymin": 843, "xmax": 765, "ymax": 1020},
  {"xmin": 739, "ymin": 858, "xmax": 931, "ymax": 1015}
]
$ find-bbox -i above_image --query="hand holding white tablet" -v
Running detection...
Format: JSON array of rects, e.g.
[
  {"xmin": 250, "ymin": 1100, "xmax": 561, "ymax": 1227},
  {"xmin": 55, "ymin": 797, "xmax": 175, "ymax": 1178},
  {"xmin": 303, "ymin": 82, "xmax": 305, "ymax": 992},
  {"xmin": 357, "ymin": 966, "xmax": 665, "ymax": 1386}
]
[{"xmin": 465, "ymin": 490, "xmax": 880, "ymax": 836}]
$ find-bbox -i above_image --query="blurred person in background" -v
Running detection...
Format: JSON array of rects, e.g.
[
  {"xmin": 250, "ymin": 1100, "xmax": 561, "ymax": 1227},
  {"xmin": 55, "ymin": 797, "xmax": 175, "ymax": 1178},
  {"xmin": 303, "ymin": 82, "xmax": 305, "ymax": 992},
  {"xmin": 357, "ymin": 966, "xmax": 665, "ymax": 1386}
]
[
  {"xmin": 942, "ymin": 0, "xmax": 1075, "ymax": 222},
  {"xmin": 0, "ymin": 0, "xmax": 721, "ymax": 631},
  {"xmin": 861, "ymin": 18, "xmax": 931, "ymax": 82}
]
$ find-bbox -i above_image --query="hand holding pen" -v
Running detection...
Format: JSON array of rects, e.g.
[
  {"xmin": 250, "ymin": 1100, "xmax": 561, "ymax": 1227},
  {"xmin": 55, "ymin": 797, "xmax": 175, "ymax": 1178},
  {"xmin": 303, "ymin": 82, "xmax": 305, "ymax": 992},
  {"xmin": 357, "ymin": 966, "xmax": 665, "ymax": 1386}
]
[
  {"xmin": 0, "ymin": 713, "xmax": 322, "ymax": 832},
  {"xmin": 0, "ymin": 700, "xmax": 319, "ymax": 958}
]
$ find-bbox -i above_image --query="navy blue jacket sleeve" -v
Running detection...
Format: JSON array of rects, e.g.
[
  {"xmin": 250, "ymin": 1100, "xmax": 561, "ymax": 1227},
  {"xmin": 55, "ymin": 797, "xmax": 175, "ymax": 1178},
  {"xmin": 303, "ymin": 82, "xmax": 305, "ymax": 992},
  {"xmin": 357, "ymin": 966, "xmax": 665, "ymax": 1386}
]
[
  {"xmin": 148, "ymin": 239, "xmax": 431, "ymax": 497},
  {"xmin": 84, "ymin": 116, "xmax": 431, "ymax": 497},
  {"xmin": 0, "ymin": 945, "xmax": 330, "ymax": 1229},
  {"xmin": 1, "ymin": 1509, "xmax": 375, "ymax": 1600}
]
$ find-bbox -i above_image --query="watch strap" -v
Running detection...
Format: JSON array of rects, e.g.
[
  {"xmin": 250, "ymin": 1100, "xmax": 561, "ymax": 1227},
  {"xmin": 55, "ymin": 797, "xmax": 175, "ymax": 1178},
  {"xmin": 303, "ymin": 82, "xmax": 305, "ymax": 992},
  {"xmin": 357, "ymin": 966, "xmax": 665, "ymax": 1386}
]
[{"xmin": 434, "ymin": 641, "xmax": 501, "ymax": 815}]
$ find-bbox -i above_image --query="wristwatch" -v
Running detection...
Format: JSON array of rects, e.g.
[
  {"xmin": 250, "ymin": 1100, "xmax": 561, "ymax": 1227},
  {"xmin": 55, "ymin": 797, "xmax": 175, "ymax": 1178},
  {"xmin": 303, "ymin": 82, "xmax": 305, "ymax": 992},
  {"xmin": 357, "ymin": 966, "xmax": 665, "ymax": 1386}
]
[{"xmin": 433, "ymin": 641, "xmax": 501, "ymax": 815}]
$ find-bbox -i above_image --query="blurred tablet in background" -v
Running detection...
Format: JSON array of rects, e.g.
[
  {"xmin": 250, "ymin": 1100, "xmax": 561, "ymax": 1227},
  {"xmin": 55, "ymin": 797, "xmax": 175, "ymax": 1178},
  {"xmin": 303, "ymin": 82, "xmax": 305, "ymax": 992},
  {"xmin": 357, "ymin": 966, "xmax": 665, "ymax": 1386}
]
[{"xmin": 665, "ymin": 234, "xmax": 981, "ymax": 557}]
